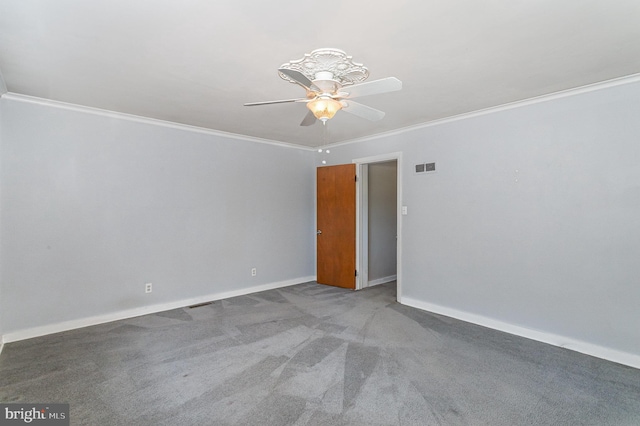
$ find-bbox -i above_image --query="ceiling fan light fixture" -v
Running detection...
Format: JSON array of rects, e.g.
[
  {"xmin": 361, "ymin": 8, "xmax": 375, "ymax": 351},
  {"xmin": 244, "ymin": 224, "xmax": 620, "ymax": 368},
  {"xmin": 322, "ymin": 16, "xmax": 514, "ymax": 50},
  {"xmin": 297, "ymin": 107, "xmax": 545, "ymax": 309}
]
[
  {"xmin": 307, "ymin": 97, "xmax": 342, "ymax": 122},
  {"xmin": 246, "ymin": 49, "xmax": 401, "ymax": 126}
]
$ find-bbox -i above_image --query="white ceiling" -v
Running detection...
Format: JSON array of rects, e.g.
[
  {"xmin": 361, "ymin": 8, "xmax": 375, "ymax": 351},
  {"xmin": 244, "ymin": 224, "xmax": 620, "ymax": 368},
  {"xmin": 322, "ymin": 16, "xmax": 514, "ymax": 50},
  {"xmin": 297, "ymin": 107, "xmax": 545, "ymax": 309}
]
[{"xmin": 1, "ymin": 1, "xmax": 639, "ymax": 148}]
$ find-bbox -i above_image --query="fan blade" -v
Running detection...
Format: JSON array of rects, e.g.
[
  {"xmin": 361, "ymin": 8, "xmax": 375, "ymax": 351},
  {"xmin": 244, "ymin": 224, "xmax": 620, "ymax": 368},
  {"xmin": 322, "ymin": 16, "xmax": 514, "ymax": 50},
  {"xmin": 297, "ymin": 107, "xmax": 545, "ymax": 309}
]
[
  {"xmin": 278, "ymin": 68, "xmax": 314, "ymax": 90},
  {"xmin": 340, "ymin": 77, "xmax": 402, "ymax": 99},
  {"xmin": 300, "ymin": 110, "xmax": 317, "ymax": 126},
  {"xmin": 244, "ymin": 98, "xmax": 307, "ymax": 106},
  {"xmin": 340, "ymin": 100, "xmax": 385, "ymax": 121}
]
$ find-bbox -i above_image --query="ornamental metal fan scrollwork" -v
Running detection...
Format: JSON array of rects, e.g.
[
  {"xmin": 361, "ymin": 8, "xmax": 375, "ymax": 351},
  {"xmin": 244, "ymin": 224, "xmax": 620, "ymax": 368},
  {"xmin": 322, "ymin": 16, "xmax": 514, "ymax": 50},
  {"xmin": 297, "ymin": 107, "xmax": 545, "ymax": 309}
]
[{"xmin": 278, "ymin": 48, "xmax": 369, "ymax": 86}]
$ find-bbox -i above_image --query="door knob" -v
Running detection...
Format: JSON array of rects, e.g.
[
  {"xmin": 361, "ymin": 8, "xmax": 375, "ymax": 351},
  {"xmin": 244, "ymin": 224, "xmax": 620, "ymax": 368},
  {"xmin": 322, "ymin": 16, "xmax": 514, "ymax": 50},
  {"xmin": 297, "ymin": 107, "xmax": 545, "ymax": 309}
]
[{"xmin": 317, "ymin": 230, "xmax": 322, "ymax": 235}]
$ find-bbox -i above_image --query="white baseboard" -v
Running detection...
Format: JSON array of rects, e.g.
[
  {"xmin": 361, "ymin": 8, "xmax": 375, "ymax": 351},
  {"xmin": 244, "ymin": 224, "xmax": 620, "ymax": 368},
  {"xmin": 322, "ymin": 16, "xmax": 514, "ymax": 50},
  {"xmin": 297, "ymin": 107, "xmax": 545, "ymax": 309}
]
[
  {"xmin": 2, "ymin": 276, "xmax": 315, "ymax": 344},
  {"xmin": 400, "ymin": 296, "xmax": 640, "ymax": 370},
  {"xmin": 368, "ymin": 275, "xmax": 397, "ymax": 287}
]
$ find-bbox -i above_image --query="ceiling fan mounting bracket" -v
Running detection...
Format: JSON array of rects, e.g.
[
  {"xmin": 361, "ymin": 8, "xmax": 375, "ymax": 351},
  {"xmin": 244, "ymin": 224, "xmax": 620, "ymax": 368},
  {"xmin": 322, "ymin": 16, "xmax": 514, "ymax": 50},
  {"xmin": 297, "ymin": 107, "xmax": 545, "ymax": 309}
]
[{"xmin": 278, "ymin": 48, "xmax": 370, "ymax": 87}]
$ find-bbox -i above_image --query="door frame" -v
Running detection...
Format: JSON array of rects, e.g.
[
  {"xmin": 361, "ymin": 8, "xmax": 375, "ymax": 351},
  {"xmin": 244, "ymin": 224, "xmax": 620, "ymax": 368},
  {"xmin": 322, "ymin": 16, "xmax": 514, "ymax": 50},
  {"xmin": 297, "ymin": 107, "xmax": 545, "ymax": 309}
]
[{"xmin": 352, "ymin": 152, "xmax": 402, "ymax": 302}]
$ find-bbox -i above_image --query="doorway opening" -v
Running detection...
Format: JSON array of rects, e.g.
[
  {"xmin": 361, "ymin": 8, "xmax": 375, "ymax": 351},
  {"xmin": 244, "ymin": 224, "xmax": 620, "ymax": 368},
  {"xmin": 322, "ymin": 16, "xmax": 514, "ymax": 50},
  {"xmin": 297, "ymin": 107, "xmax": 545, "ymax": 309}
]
[{"xmin": 354, "ymin": 153, "xmax": 402, "ymax": 302}]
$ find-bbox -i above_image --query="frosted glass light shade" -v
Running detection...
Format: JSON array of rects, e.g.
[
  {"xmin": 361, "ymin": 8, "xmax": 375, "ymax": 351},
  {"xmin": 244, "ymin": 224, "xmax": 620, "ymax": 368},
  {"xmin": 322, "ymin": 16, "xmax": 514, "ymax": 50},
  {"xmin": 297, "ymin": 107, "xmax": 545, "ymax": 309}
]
[{"xmin": 307, "ymin": 97, "xmax": 342, "ymax": 122}]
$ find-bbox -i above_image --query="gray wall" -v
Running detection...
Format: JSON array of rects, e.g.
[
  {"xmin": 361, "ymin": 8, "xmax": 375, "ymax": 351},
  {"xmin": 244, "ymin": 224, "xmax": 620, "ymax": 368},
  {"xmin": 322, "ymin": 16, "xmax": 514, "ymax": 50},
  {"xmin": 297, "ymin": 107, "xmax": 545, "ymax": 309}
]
[
  {"xmin": 2, "ymin": 77, "xmax": 640, "ymax": 364},
  {"xmin": 0, "ymin": 94, "xmax": 3, "ymax": 337},
  {"xmin": 323, "ymin": 80, "xmax": 640, "ymax": 358},
  {"xmin": 368, "ymin": 161, "xmax": 397, "ymax": 282},
  {"xmin": 0, "ymin": 70, "xmax": 7, "ymax": 95},
  {"xmin": 0, "ymin": 98, "xmax": 315, "ymax": 334}
]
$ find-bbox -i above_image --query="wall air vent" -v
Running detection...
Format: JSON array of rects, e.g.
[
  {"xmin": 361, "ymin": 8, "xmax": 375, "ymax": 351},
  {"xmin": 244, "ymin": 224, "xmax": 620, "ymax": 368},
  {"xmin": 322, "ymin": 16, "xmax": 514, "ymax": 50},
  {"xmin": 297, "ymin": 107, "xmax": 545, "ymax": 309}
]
[{"xmin": 415, "ymin": 162, "xmax": 436, "ymax": 174}]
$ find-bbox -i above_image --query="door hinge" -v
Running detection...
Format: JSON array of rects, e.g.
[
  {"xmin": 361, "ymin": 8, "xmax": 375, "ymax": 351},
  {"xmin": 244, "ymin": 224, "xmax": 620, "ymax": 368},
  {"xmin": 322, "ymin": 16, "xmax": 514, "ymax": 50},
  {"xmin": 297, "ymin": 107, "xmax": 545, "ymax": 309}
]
[
  {"xmin": 355, "ymin": 269, "xmax": 358, "ymax": 277},
  {"xmin": 355, "ymin": 175, "xmax": 358, "ymax": 182}
]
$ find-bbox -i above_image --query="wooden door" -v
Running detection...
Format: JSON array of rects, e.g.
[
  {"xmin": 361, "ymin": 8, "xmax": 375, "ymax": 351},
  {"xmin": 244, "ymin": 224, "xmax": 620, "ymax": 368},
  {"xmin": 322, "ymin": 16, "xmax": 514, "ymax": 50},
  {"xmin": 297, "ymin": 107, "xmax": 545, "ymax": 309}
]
[{"xmin": 317, "ymin": 164, "xmax": 356, "ymax": 289}]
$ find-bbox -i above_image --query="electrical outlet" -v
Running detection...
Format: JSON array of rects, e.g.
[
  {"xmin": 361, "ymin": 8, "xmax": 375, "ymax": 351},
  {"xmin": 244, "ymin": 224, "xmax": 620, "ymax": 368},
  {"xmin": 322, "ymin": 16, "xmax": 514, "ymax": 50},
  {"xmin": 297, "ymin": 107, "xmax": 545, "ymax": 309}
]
[
  {"xmin": 251, "ymin": 268, "xmax": 257, "ymax": 277},
  {"xmin": 145, "ymin": 283, "xmax": 152, "ymax": 293}
]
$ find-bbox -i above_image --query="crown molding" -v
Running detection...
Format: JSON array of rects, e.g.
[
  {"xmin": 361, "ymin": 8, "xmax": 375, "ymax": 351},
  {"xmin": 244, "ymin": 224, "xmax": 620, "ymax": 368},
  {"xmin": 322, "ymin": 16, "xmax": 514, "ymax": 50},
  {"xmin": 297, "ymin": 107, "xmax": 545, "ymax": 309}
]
[
  {"xmin": 1, "ymin": 93, "xmax": 316, "ymax": 151},
  {"xmin": 4, "ymin": 72, "xmax": 639, "ymax": 151},
  {"xmin": 321, "ymin": 72, "xmax": 640, "ymax": 149}
]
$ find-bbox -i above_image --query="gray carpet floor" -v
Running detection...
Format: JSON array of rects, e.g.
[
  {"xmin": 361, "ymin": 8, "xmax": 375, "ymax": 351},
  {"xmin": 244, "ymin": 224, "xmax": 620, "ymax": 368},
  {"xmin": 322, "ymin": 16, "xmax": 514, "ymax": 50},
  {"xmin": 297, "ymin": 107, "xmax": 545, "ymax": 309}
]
[{"xmin": 1, "ymin": 281, "xmax": 639, "ymax": 425}]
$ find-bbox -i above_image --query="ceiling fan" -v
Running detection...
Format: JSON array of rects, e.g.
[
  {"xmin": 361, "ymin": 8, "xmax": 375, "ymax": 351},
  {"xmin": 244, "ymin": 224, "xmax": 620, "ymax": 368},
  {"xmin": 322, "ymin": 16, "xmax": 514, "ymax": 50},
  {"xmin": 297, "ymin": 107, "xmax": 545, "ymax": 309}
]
[{"xmin": 244, "ymin": 48, "xmax": 402, "ymax": 126}]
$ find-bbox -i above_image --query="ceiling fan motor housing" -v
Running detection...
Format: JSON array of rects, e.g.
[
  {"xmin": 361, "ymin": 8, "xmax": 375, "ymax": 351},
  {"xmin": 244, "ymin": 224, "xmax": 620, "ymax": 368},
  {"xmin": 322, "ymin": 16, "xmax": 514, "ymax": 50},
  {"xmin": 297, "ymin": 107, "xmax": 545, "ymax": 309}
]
[
  {"xmin": 312, "ymin": 74, "xmax": 342, "ymax": 96},
  {"xmin": 314, "ymin": 71, "xmax": 334, "ymax": 81}
]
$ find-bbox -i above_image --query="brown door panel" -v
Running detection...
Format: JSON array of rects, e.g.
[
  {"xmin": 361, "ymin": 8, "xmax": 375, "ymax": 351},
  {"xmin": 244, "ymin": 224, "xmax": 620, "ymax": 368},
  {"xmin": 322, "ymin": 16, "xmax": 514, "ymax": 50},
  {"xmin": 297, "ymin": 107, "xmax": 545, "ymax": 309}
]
[{"xmin": 317, "ymin": 164, "xmax": 356, "ymax": 289}]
